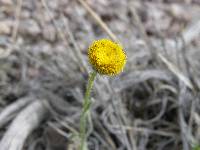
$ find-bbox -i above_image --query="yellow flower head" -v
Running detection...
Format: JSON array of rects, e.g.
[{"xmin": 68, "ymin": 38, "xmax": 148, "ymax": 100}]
[{"xmin": 88, "ymin": 39, "xmax": 127, "ymax": 76}]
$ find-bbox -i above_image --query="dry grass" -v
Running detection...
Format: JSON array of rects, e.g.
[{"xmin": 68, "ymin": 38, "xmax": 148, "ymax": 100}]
[{"xmin": 0, "ymin": 0, "xmax": 200, "ymax": 150}]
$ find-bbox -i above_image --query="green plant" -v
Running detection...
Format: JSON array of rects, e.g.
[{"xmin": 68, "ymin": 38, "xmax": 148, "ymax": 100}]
[{"xmin": 79, "ymin": 39, "xmax": 127, "ymax": 150}]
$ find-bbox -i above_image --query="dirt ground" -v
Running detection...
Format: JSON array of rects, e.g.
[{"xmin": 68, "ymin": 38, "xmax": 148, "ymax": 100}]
[{"xmin": 0, "ymin": 0, "xmax": 200, "ymax": 150}]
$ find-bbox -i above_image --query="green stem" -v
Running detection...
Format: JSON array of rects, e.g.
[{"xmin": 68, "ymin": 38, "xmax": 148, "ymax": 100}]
[{"xmin": 79, "ymin": 71, "xmax": 97, "ymax": 150}]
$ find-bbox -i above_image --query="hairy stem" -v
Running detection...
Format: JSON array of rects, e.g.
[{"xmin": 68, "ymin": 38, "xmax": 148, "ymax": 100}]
[{"xmin": 79, "ymin": 71, "xmax": 97, "ymax": 150}]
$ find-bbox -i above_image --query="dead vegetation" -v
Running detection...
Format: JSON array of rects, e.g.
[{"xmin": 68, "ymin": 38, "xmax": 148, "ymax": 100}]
[{"xmin": 0, "ymin": 0, "xmax": 200, "ymax": 150}]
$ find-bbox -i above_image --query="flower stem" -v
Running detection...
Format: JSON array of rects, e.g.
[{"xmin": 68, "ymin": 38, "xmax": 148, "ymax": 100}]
[{"xmin": 79, "ymin": 71, "xmax": 97, "ymax": 150}]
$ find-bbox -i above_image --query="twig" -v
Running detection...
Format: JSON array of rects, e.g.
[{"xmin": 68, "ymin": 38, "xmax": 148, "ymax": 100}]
[
  {"xmin": 40, "ymin": 0, "xmax": 83, "ymax": 71},
  {"xmin": 178, "ymin": 82, "xmax": 194, "ymax": 150},
  {"xmin": 158, "ymin": 54, "xmax": 193, "ymax": 90},
  {"xmin": 0, "ymin": 97, "xmax": 33, "ymax": 127},
  {"xmin": 11, "ymin": 0, "xmax": 23, "ymax": 41},
  {"xmin": 0, "ymin": 100, "xmax": 49, "ymax": 150},
  {"xmin": 111, "ymin": 125, "xmax": 177, "ymax": 138},
  {"xmin": 77, "ymin": 0, "xmax": 119, "ymax": 43},
  {"xmin": 128, "ymin": 1, "xmax": 157, "ymax": 59},
  {"xmin": 62, "ymin": 16, "xmax": 89, "ymax": 73},
  {"xmin": 0, "ymin": 0, "xmax": 23, "ymax": 59},
  {"xmin": 128, "ymin": 1, "xmax": 194, "ymax": 91},
  {"xmin": 48, "ymin": 122, "xmax": 72, "ymax": 138}
]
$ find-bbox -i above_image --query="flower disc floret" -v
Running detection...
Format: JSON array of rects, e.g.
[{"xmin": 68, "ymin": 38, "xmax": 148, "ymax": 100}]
[{"xmin": 88, "ymin": 39, "xmax": 126, "ymax": 75}]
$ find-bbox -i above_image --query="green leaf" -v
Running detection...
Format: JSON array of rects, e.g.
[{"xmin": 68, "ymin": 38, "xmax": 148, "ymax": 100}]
[{"xmin": 193, "ymin": 145, "xmax": 200, "ymax": 150}]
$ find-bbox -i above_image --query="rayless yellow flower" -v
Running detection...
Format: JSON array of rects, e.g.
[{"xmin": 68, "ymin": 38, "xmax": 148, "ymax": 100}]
[{"xmin": 88, "ymin": 39, "xmax": 126, "ymax": 75}]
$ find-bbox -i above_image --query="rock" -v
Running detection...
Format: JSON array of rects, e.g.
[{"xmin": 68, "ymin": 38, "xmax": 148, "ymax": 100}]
[
  {"xmin": 145, "ymin": 6, "xmax": 171, "ymax": 36},
  {"xmin": 42, "ymin": 25, "xmax": 56, "ymax": 42},
  {"xmin": 0, "ymin": 0, "xmax": 14, "ymax": 15},
  {"xmin": 19, "ymin": 19, "xmax": 41, "ymax": 37},
  {"xmin": 20, "ymin": 10, "xmax": 31, "ymax": 19},
  {"xmin": 47, "ymin": 0, "xmax": 58, "ymax": 11},
  {"xmin": 0, "ymin": 0, "xmax": 13, "ymax": 5},
  {"xmin": 170, "ymin": 4, "xmax": 191, "ymax": 21},
  {"xmin": 22, "ymin": 0, "xmax": 35, "ymax": 10},
  {"xmin": 0, "ymin": 47, "xmax": 11, "ymax": 58},
  {"xmin": 0, "ymin": 36, "xmax": 9, "ymax": 47},
  {"xmin": 0, "ymin": 20, "xmax": 12, "ymax": 35}
]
